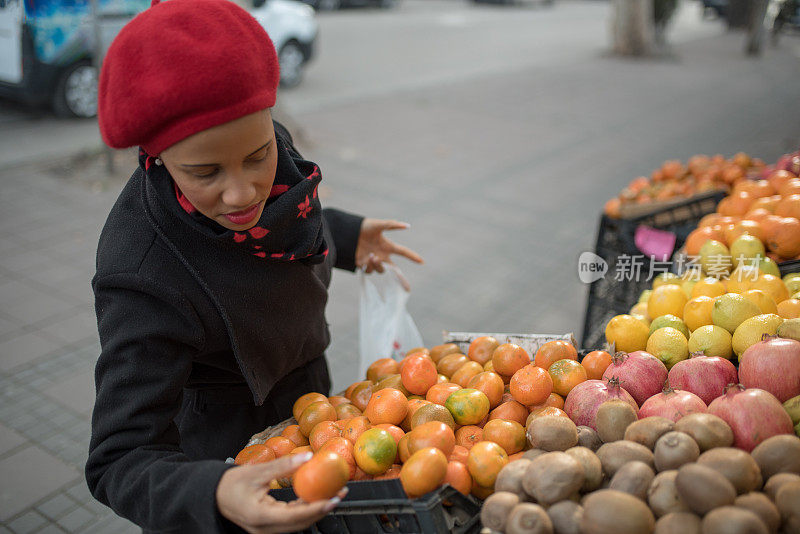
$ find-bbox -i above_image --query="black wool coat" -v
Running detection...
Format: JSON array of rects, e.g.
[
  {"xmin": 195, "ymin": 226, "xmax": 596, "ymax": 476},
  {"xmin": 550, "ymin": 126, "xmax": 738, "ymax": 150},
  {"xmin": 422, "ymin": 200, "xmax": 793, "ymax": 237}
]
[{"xmin": 86, "ymin": 124, "xmax": 363, "ymax": 533}]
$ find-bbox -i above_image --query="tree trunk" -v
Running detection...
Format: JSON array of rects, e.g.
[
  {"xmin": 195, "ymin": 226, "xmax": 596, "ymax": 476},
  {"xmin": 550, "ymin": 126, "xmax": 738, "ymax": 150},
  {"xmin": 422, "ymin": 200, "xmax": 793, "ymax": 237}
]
[
  {"xmin": 611, "ymin": 0, "xmax": 654, "ymax": 56},
  {"xmin": 745, "ymin": 0, "xmax": 770, "ymax": 55}
]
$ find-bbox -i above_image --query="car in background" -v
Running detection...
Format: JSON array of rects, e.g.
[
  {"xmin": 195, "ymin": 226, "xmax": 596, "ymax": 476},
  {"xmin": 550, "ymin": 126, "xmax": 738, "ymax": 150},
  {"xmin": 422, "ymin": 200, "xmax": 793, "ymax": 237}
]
[
  {"xmin": 701, "ymin": 0, "xmax": 728, "ymax": 19},
  {"xmin": 251, "ymin": 0, "xmax": 318, "ymax": 88},
  {"xmin": 0, "ymin": 0, "xmax": 316, "ymax": 118},
  {"xmin": 300, "ymin": 0, "xmax": 396, "ymax": 10}
]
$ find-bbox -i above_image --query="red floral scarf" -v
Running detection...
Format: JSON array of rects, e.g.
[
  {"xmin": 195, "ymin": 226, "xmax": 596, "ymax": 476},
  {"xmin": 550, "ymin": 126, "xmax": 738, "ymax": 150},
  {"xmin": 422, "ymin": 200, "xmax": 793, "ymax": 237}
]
[{"xmin": 139, "ymin": 136, "xmax": 328, "ymax": 263}]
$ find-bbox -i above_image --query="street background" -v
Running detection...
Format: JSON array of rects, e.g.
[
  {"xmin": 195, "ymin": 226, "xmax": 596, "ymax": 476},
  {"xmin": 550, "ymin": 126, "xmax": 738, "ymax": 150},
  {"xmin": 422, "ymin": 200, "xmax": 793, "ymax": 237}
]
[{"xmin": 1, "ymin": 0, "xmax": 799, "ymax": 532}]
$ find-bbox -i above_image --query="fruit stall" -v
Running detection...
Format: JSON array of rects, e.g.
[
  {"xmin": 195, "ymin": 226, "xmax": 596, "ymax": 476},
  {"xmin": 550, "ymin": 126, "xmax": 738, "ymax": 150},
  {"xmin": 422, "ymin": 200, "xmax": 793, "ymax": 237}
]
[{"xmin": 233, "ymin": 149, "xmax": 800, "ymax": 534}]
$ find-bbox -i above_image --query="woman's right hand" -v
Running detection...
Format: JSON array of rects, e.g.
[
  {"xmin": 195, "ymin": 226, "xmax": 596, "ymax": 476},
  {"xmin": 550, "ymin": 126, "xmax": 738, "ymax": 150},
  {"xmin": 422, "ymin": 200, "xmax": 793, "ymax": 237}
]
[{"xmin": 216, "ymin": 452, "xmax": 347, "ymax": 534}]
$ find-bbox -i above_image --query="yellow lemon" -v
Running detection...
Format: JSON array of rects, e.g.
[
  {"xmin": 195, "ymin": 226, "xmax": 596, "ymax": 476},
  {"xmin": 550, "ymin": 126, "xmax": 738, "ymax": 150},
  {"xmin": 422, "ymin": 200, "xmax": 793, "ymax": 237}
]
[
  {"xmin": 754, "ymin": 256, "xmax": 781, "ymax": 277},
  {"xmin": 691, "ymin": 277, "xmax": 726, "ymax": 299},
  {"xmin": 731, "ymin": 314, "xmax": 784, "ymax": 359},
  {"xmin": 683, "ymin": 296, "xmax": 715, "ymax": 332},
  {"xmin": 712, "ymin": 293, "xmax": 762, "ymax": 334},
  {"xmin": 629, "ymin": 302, "xmax": 649, "ymax": 318},
  {"xmin": 727, "ymin": 265, "xmax": 761, "ymax": 293},
  {"xmin": 699, "ymin": 240, "xmax": 732, "ymax": 277},
  {"xmin": 646, "ymin": 327, "xmax": 690, "ymax": 369},
  {"xmin": 687, "ymin": 325, "xmax": 733, "ymax": 359},
  {"xmin": 741, "ymin": 289, "xmax": 778, "ymax": 315},
  {"xmin": 785, "ymin": 277, "xmax": 800, "ymax": 296},
  {"xmin": 681, "ymin": 278, "xmax": 698, "ymax": 298},
  {"xmin": 783, "ymin": 272, "xmax": 800, "ymax": 285},
  {"xmin": 631, "ymin": 314, "xmax": 651, "ymax": 327},
  {"xmin": 649, "ymin": 314, "xmax": 690, "ymax": 339},
  {"xmin": 777, "ymin": 299, "xmax": 800, "ymax": 320},
  {"xmin": 751, "ymin": 274, "xmax": 790, "ymax": 305},
  {"xmin": 638, "ymin": 289, "xmax": 652, "ymax": 304},
  {"xmin": 605, "ymin": 314, "xmax": 650, "ymax": 353},
  {"xmin": 648, "ymin": 284, "xmax": 689, "ymax": 320},
  {"xmin": 729, "ymin": 234, "xmax": 766, "ymax": 266},
  {"xmin": 652, "ymin": 272, "xmax": 682, "ymax": 289}
]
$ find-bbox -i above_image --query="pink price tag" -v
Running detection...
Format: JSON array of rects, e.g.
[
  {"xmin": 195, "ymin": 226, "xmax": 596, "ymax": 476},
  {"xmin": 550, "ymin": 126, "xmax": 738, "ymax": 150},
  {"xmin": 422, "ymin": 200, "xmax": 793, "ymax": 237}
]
[{"xmin": 635, "ymin": 225, "xmax": 677, "ymax": 262}]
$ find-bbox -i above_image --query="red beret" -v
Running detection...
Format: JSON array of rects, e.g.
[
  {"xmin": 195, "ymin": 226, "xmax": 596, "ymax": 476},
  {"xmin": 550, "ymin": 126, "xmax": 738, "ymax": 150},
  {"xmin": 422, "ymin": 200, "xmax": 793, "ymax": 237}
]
[{"xmin": 98, "ymin": 0, "xmax": 279, "ymax": 155}]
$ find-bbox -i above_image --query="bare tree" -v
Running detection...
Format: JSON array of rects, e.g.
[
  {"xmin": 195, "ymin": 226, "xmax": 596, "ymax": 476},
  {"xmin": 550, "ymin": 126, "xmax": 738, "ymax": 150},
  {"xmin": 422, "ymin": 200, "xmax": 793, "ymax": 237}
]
[
  {"xmin": 611, "ymin": 0, "xmax": 654, "ymax": 56},
  {"xmin": 745, "ymin": 0, "xmax": 770, "ymax": 55}
]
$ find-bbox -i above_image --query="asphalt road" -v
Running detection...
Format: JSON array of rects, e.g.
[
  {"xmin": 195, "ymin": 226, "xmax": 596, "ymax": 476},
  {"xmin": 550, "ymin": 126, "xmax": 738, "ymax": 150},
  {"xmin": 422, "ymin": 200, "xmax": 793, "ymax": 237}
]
[{"xmin": 1, "ymin": 0, "xmax": 799, "ymax": 392}]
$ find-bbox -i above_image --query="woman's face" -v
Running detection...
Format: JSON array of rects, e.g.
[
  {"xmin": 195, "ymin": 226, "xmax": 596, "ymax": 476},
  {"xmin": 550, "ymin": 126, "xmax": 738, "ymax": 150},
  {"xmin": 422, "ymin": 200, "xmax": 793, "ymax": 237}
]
[{"xmin": 160, "ymin": 109, "xmax": 278, "ymax": 231}]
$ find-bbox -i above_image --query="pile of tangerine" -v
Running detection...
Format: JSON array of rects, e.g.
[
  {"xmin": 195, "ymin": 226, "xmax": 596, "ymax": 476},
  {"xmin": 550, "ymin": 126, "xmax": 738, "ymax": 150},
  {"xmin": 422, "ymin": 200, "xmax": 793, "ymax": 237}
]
[{"xmin": 234, "ymin": 338, "xmax": 614, "ymax": 501}]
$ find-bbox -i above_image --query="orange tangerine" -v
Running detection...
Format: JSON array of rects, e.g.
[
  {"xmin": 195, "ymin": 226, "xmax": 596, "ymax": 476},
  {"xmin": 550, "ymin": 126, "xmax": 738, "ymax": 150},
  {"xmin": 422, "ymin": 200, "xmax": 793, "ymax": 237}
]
[
  {"xmin": 364, "ymin": 388, "xmax": 408, "ymax": 426},
  {"xmin": 481, "ymin": 419, "xmax": 526, "ymax": 456},
  {"xmin": 509, "ymin": 364, "xmax": 553, "ymax": 406},
  {"xmin": 548, "ymin": 359, "xmax": 588, "ymax": 397},
  {"xmin": 467, "ymin": 441, "xmax": 509, "ymax": 488},
  {"xmin": 293, "ymin": 451, "xmax": 349, "ymax": 502},
  {"xmin": 353, "ymin": 428, "xmax": 398, "ymax": 476}
]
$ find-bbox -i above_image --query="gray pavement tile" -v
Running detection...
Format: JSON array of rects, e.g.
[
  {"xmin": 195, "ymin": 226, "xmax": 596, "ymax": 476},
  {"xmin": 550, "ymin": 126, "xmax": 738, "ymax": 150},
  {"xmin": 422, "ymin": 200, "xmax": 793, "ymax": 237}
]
[
  {"xmin": 40, "ymin": 368, "xmax": 95, "ymax": 418},
  {"xmin": 64, "ymin": 482, "xmax": 92, "ymax": 506},
  {"xmin": 0, "ymin": 526, "xmax": 12, "ymax": 534},
  {"xmin": 81, "ymin": 512, "xmax": 138, "ymax": 534},
  {"xmin": 0, "ymin": 424, "xmax": 27, "ymax": 457},
  {"xmin": 0, "ymin": 331, "xmax": 62, "ymax": 371},
  {"xmin": 5, "ymin": 510, "xmax": 48, "ymax": 534},
  {"xmin": 34, "ymin": 312, "xmax": 97, "ymax": 347},
  {"xmin": 0, "ymin": 446, "xmax": 79, "ymax": 521},
  {"xmin": 34, "ymin": 525, "xmax": 67, "ymax": 534},
  {"xmin": 0, "ymin": 250, "xmax": 52, "ymax": 276},
  {"xmin": 6, "ymin": 293, "xmax": 77, "ymax": 328},
  {"xmin": 36, "ymin": 493, "xmax": 78, "ymax": 521},
  {"xmin": 56, "ymin": 506, "xmax": 95, "ymax": 532}
]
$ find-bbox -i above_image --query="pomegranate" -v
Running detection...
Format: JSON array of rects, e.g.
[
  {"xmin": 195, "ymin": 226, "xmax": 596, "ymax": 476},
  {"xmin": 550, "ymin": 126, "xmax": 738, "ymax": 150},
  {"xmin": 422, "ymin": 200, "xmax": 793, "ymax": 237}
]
[
  {"xmin": 564, "ymin": 377, "xmax": 638, "ymax": 431},
  {"xmin": 739, "ymin": 337, "xmax": 800, "ymax": 402},
  {"xmin": 668, "ymin": 352, "xmax": 739, "ymax": 405},
  {"xmin": 601, "ymin": 351, "xmax": 668, "ymax": 406},
  {"xmin": 638, "ymin": 383, "xmax": 707, "ymax": 422},
  {"xmin": 707, "ymin": 384, "xmax": 793, "ymax": 452}
]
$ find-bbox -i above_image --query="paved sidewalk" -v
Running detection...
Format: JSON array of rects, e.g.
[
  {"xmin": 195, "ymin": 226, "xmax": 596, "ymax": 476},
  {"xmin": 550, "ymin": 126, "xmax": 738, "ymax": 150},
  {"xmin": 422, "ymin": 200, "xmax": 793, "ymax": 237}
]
[{"xmin": 1, "ymin": 26, "xmax": 799, "ymax": 534}]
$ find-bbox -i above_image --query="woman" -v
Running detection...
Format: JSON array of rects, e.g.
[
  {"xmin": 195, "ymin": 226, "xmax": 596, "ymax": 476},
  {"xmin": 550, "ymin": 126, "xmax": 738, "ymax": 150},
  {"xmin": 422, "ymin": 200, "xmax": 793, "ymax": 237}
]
[{"xmin": 85, "ymin": 1, "xmax": 422, "ymax": 532}]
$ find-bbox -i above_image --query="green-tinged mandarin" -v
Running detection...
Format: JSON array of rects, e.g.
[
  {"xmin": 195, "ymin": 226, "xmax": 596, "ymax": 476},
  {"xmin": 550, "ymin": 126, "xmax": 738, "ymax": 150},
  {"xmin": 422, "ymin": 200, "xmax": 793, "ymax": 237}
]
[
  {"xmin": 648, "ymin": 314, "xmax": 690, "ymax": 340},
  {"xmin": 353, "ymin": 428, "xmax": 397, "ymax": 475},
  {"xmin": 444, "ymin": 388, "xmax": 490, "ymax": 426}
]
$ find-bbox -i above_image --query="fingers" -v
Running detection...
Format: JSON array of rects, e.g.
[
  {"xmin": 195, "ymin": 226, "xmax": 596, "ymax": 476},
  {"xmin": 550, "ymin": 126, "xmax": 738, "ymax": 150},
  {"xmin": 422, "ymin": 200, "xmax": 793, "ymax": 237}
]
[
  {"xmin": 249, "ymin": 451, "xmax": 312, "ymax": 485},
  {"xmin": 388, "ymin": 241, "xmax": 424, "ymax": 264},
  {"xmin": 376, "ymin": 219, "xmax": 411, "ymax": 232},
  {"xmin": 256, "ymin": 487, "xmax": 348, "ymax": 532}
]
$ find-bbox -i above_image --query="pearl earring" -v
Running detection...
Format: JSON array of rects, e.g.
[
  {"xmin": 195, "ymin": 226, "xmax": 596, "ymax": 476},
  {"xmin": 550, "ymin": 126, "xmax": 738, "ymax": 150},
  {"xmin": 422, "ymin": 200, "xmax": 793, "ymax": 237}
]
[{"xmin": 155, "ymin": 158, "xmax": 163, "ymax": 166}]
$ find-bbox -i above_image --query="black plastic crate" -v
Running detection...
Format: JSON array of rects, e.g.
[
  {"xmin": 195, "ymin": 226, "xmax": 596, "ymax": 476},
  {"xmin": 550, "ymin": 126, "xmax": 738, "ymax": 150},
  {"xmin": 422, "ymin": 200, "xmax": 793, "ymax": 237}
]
[
  {"xmin": 581, "ymin": 191, "xmax": 727, "ymax": 351},
  {"xmin": 270, "ymin": 479, "xmax": 482, "ymax": 534},
  {"xmin": 779, "ymin": 259, "xmax": 800, "ymax": 278}
]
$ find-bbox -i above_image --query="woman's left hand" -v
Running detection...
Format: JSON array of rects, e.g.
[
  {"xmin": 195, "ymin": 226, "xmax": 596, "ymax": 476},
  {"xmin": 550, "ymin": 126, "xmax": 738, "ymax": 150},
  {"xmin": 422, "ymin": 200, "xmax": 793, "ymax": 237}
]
[{"xmin": 355, "ymin": 218, "xmax": 424, "ymax": 278}]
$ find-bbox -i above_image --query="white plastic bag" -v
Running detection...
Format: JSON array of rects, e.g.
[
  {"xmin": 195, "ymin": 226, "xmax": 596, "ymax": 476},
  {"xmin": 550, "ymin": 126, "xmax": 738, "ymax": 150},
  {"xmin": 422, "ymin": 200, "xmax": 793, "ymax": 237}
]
[{"xmin": 358, "ymin": 264, "xmax": 423, "ymax": 378}]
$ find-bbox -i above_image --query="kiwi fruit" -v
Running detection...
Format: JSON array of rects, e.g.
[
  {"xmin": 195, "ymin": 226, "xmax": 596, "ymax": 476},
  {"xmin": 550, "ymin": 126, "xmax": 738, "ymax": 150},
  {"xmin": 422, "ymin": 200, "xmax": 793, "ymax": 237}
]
[
  {"xmin": 653, "ymin": 512, "xmax": 701, "ymax": 534},
  {"xmin": 577, "ymin": 425, "xmax": 603, "ymax": 451},
  {"xmin": 505, "ymin": 502, "xmax": 554, "ymax": 534},
  {"xmin": 750, "ymin": 435, "xmax": 800, "ymax": 480},
  {"xmin": 654, "ymin": 431, "xmax": 700, "ymax": 471},
  {"xmin": 608, "ymin": 461, "xmax": 655, "ymax": 501},
  {"xmin": 596, "ymin": 440, "xmax": 655, "ymax": 477},
  {"xmin": 523, "ymin": 452, "xmax": 585, "ymax": 505},
  {"xmin": 624, "ymin": 417, "xmax": 675, "ymax": 450},
  {"xmin": 674, "ymin": 463, "xmax": 736, "ymax": 515},
  {"xmin": 734, "ymin": 492, "xmax": 780, "ymax": 533},
  {"xmin": 595, "ymin": 399, "xmax": 638, "ymax": 443},
  {"xmin": 697, "ymin": 447, "xmax": 762, "ymax": 494},
  {"xmin": 527, "ymin": 415, "xmax": 579, "ymax": 452},
  {"xmin": 546, "ymin": 500, "xmax": 583, "ymax": 534},
  {"xmin": 700, "ymin": 506, "xmax": 768, "ymax": 534},
  {"xmin": 581, "ymin": 489, "xmax": 655, "ymax": 534},
  {"xmin": 481, "ymin": 491, "xmax": 520, "ymax": 532},
  {"xmin": 673, "ymin": 413, "xmax": 733, "ymax": 451},
  {"xmin": 763, "ymin": 472, "xmax": 800, "ymax": 501},
  {"xmin": 565, "ymin": 446, "xmax": 604, "ymax": 493},
  {"xmin": 495, "ymin": 459, "xmax": 532, "ymax": 500},
  {"xmin": 648, "ymin": 470, "xmax": 691, "ymax": 517}
]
